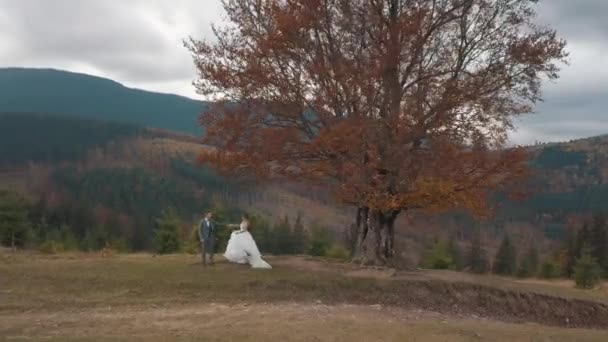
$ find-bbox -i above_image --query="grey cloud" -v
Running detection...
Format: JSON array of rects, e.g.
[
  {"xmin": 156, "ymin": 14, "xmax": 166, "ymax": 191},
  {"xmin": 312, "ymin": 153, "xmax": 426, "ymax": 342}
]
[
  {"xmin": 538, "ymin": 0, "xmax": 608, "ymax": 41},
  {"xmin": 0, "ymin": 0, "xmax": 606, "ymax": 144},
  {"xmin": 0, "ymin": 0, "xmax": 219, "ymax": 87},
  {"xmin": 509, "ymin": 0, "xmax": 608, "ymax": 144}
]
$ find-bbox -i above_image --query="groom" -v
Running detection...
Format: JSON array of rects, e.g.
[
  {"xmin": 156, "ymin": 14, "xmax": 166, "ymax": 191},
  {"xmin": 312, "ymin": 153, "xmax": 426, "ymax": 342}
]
[{"xmin": 198, "ymin": 211, "xmax": 216, "ymax": 266}]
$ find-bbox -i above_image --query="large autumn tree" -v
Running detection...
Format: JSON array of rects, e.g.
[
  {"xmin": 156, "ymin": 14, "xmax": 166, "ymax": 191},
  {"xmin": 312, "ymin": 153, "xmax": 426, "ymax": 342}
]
[{"xmin": 187, "ymin": 0, "xmax": 566, "ymax": 265}]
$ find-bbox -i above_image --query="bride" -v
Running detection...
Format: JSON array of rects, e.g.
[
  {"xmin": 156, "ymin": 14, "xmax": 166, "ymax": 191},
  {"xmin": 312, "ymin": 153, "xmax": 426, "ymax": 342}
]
[{"xmin": 224, "ymin": 214, "xmax": 272, "ymax": 269}]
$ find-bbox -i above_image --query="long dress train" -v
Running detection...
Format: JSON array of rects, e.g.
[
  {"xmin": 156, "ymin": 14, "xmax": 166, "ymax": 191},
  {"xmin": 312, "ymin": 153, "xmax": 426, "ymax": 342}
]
[{"xmin": 224, "ymin": 221, "xmax": 272, "ymax": 269}]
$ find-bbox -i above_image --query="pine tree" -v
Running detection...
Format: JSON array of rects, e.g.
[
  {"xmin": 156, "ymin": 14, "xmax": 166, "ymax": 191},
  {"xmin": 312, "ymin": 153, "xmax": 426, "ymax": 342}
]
[
  {"xmin": 575, "ymin": 222, "xmax": 591, "ymax": 259},
  {"xmin": 292, "ymin": 212, "xmax": 308, "ymax": 254},
  {"xmin": 0, "ymin": 190, "xmax": 31, "ymax": 251},
  {"xmin": 590, "ymin": 213, "xmax": 608, "ymax": 273},
  {"xmin": 272, "ymin": 215, "xmax": 294, "ymax": 254},
  {"xmin": 468, "ymin": 229, "xmax": 488, "ymax": 274},
  {"xmin": 422, "ymin": 238, "xmax": 452, "ymax": 270},
  {"xmin": 517, "ymin": 244, "xmax": 540, "ymax": 278},
  {"xmin": 562, "ymin": 227, "xmax": 578, "ymax": 278},
  {"xmin": 250, "ymin": 214, "xmax": 273, "ymax": 254},
  {"xmin": 308, "ymin": 223, "xmax": 333, "ymax": 257},
  {"xmin": 574, "ymin": 245, "xmax": 602, "ymax": 289},
  {"xmin": 540, "ymin": 258, "xmax": 561, "ymax": 279},
  {"xmin": 447, "ymin": 235, "xmax": 464, "ymax": 271},
  {"xmin": 153, "ymin": 209, "xmax": 181, "ymax": 254},
  {"xmin": 493, "ymin": 235, "xmax": 517, "ymax": 276}
]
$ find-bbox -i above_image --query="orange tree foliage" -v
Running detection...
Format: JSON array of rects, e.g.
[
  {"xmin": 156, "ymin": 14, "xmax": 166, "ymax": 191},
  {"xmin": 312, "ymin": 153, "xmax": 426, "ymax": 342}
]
[{"xmin": 186, "ymin": 0, "xmax": 567, "ymax": 264}]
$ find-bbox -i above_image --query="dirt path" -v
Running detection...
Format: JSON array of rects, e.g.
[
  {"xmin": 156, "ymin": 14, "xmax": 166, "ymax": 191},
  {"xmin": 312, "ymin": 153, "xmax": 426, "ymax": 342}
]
[{"xmin": 2, "ymin": 303, "xmax": 608, "ymax": 341}]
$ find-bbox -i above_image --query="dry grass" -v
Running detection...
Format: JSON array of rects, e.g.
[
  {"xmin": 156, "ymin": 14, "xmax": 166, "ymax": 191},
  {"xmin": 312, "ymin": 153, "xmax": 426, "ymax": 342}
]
[
  {"xmin": 1, "ymin": 252, "xmax": 608, "ymax": 341},
  {"xmin": 3, "ymin": 303, "xmax": 608, "ymax": 342},
  {"xmin": 405, "ymin": 268, "xmax": 608, "ymax": 304}
]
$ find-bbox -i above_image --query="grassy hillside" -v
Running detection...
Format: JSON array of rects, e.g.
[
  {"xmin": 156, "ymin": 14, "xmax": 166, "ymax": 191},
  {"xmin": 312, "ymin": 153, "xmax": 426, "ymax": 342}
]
[
  {"xmin": 1, "ymin": 252, "xmax": 607, "ymax": 341},
  {"xmin": 2, "ymin": 67, "xmax": 605, "ymax": 239},
  {"xmin": 1, "ymin": 112, "xmax": 608, "ymax": 255},
  {"xmin": 1, "ymin": 65, "xmax": 608, "ymax": 265},
  {"xmin": 0, "ymin": 68, "xmax": 207, "ymax": 134}
]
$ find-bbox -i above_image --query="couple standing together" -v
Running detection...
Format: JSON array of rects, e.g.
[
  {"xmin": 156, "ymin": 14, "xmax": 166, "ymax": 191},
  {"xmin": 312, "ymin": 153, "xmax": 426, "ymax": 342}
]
[{"xmin": 198, "ymin": 212, "xmax": 272, "ymax": 269}]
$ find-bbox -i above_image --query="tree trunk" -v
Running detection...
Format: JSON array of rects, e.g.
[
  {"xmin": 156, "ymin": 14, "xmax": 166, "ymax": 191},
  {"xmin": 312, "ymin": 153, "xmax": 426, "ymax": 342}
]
[
  {"xmin": 352, "ymin": 208, "xmax": 401, "ymax": 266},
  {"xmin": 352, "ymin": 207, "xmax": 369, "ymax": 260},
  {"xmin": 372, "ymin": 210, "xmax": 385, "ymax": 263},
  {"xmin": 385, "ymin": 211, "xmax": 399, "ymax": 259},
  {"xmin": 11, "ymin": 230, "xmax": 16, "ymax": 252}
]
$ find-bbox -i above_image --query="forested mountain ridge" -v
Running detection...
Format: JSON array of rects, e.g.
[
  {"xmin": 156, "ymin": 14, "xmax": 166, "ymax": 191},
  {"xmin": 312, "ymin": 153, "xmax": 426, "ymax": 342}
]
[
  {"xmin": 0, "ymin": 68, "xmax": 207, "ymax": 134},
  {"xmin": 0, "ymin": 113, "xmax": 349, "ymax": 252},
  {"xmin": 1, "ymin": 68, "xmax": 607, "ymax": 258}
]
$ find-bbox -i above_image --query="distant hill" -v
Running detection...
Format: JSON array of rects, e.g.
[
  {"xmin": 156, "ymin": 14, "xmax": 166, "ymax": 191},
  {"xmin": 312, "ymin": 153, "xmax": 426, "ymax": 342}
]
[
  {"xmin": 0, "ymin": 68, "xmax": 207, "ymax": 135},
  {"xmin": 1, "ymin": 68, "xmax": 608, "ymax": 254}
]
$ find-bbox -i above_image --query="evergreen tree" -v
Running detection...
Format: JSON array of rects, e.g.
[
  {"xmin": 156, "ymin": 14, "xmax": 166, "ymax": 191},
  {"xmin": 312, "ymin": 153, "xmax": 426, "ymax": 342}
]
[
  {"xmin": 292, "ymin": 212, "xmax": 308, "ymax": 254},
  {"xmin": 517, "ymin": 244, "xmax": 540, "ymax": 278},
  {"xmin": 493, "ymin": 235, "xmax": 517, "ymax": 276},
  {"xmin": 447, "ymin": 235, "xmax": 464, "ymax": 271},
  {"xmin": 468, "ymin": 229, "xmax": 488, "ymax": 274},
  {"xmin": 562, "ymin": 227, "xmax": 578, "ymax": 278},
  {"xmin": 0, "ymin": 190, "xmax": 31, "ymax": 250},
  {"xmin": 575, "ymin": 222, "xmax": 591, "ymax": 259},
  {"xmin": 539, "ymin": 258, "xmax": 561, "ymax": 279},
  {"xmin": 153, "ymin": 209, "xmax": 182, "ymax": 254},
  {"xmin": 58, "ymin": 224, "xmax": 79, "ymax": 251},
  {"xmin": 249, "ymin": 213, "xmax": 273, "ymax": 254},
  {"xmin": 205, "ymin": 202, "xmax": 235, "ymax": 252},
  {"xmin": 272, "ymin": 215, "xmax": 295, "ymax": 254},
  {"xmin": 422, "ymin": 238, "xmax": 452, "ymax": 270},
  {"xmin": 590, "ymin": 213, "xmax": 608, "ymax": 273},
  {"xmin": 574, "ymin": 245, "xmax": 602, "ymax": 289},
  {"xmin": 308, "ymin": 223, "xmax": 334, "ymax": 257}
]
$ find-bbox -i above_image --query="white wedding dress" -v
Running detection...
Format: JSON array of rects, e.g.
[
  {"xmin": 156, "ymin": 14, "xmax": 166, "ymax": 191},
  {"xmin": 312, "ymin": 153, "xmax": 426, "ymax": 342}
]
[{"xmin": 224, "ymin": 221, "xmax": 272, "ymax": 269}]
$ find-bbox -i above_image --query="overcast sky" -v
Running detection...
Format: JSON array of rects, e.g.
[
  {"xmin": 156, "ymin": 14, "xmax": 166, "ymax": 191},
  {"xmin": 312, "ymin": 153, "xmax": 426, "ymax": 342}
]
[{"xmin": 0, "ymin": 0, "xmax": 606, "ymax": 145}]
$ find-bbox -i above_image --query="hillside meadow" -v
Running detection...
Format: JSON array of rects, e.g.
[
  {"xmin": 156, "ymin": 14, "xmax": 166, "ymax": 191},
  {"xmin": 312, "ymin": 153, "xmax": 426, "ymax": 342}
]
[{"xmin": 1, "ymin": 250, "xmax": 608, "ymax": 341}]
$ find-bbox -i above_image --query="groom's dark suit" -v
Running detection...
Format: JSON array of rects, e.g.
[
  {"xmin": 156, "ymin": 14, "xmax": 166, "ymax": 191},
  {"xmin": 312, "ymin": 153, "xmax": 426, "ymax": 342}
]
[{"xmin": 198, "ymin": 218, "xmax": 216, "ymax": 265}]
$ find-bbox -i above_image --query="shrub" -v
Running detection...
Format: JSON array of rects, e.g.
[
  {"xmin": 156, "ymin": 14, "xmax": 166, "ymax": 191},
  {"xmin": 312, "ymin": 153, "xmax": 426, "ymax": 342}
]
[
  {"xmin": 0, "ymin": 190, "xmax": 31, "ymax": 250},
  {"xmin": 517, "ymin": 245, "xmax": 540, "ymax": 278},
  {"xmin": 58, "ymin": 224, "xmax": 79, "ymax": 251},
  {"xmin": 108, "ymin": 239, "xmax": 130, "ymax": 253},
  {"xmin": 38, "ymin": 240, "xmax": 64, "ymax": 254},
  {"xmin": 153, "ymin": 209, "xmax": 182, "ymax": 254},
  {"xmin": 574, "ymin": 248, "xmax": 602, "ymax": 289},
  {"xmin": 447, "ymin": 236, "xmax": 464, "ymax": 271},
  {"xmin": 539, "ymin": 260, "xmax": 561, "ymax": 279},
  {"xmin": 325, "ymin": 245, "xmax": 350, "ymax": 261},
  {"xmin": 183, "ymin": 225, "xmax": 201, "ymax": 255},
  {"xmin": 308, "ymin": 225, "xmax": 333, "ymax": 257},
  {"xmin": 422, "ymin": 239, "xmax": 453, "ymax": 270},
  {"xmin": 493, "ymin": 235, "xmax": 517, "ymax": 276},
  {"xmin": 468, "ymin": 230, "xmax": 489, "ymax": 274}
]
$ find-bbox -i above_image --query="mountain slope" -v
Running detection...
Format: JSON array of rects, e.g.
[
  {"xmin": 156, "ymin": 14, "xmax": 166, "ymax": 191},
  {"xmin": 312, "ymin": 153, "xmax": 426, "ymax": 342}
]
[
  {"xmin": 1, "ymin": 69, "xmax": 608, "ymax": 256},
  {"xmin": 0, "ymin": 68, "xmax": 206, "ymax": 134},
  {"xmin": 0, "ymin": 113, "xmax": 349, "ymax": 252}
]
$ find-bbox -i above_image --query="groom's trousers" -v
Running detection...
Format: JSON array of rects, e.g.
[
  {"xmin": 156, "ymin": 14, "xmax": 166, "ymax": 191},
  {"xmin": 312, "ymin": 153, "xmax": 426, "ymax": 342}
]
[{"xmin": 200, "ymin": 237, "xmax": 215, "ymax": 265}]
